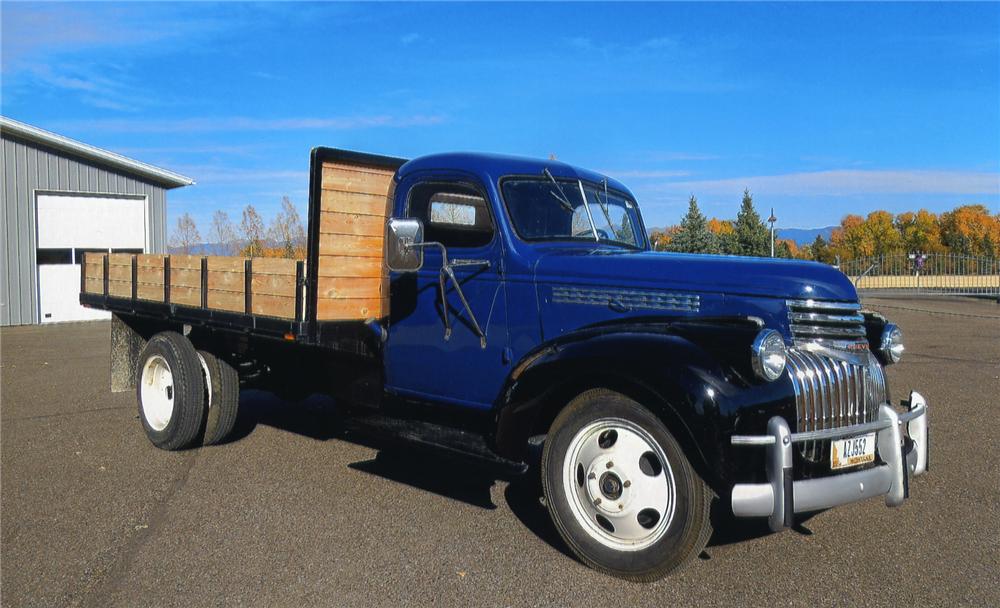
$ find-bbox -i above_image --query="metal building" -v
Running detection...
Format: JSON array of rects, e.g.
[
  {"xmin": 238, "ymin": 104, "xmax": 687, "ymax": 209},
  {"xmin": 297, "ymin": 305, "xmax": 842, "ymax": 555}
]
[{"xmin": 1, "ymin": 116, "xmax": 193, "ymax": 326}]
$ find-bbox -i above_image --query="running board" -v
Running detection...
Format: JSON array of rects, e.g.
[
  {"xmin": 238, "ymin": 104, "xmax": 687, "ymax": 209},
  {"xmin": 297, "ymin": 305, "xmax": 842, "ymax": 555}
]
[{"xmin": 340, "ymin": 412, "xmax": 529, "ymax": 477}]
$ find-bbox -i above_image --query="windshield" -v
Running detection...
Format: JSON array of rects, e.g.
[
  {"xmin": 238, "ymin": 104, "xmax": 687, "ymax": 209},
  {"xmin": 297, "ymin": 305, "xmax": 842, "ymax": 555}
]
[{"xmin": 501, "ymin": 177, "xmax": 645, "ymax": 248}]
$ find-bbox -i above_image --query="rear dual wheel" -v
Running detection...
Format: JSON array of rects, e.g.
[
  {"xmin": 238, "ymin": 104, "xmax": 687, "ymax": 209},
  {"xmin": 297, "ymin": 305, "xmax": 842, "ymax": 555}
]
[
  {"xmin": 541, "ymin": 389, "xmax": 713, "ymax": 582},
  {"xmin": 136, "ymin": 332, "xmax": 240, "ymax": 450}
]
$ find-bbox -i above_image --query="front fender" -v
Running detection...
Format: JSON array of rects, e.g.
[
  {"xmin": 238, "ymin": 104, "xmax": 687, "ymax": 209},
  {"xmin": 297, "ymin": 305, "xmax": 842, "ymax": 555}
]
[{"xmin": 492, "ymin": 319, "xmax": 797, "ymax": 489}]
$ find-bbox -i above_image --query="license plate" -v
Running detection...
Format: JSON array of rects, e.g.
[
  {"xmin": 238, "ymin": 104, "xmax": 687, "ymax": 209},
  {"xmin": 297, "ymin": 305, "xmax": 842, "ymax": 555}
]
[{"xmin": 830, "ymin": 433, "xmax": 876, "ymax": 470}]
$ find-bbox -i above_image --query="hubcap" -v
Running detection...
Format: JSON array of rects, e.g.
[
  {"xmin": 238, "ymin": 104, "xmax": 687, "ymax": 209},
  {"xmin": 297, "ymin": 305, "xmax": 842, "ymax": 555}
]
[
  {"xmin": 140, "ymin": 355, "xmax": 174, "ymax": 431},
  {"xmin": 562, "ymin": 417, "xmax": 676, "ymax": 551}
]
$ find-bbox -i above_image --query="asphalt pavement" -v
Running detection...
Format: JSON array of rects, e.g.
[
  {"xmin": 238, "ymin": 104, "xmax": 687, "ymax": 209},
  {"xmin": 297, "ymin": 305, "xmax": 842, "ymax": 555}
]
[{"xmin": 2, "ymin": 296, "xmax": 998, "ymax": 607}]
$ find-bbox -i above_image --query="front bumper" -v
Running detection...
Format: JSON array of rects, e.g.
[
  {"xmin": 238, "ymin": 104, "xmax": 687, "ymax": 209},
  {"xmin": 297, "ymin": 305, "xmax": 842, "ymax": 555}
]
[{"xmin": 729, "ymin": 391, "xmax": 929, "ymax": 531}]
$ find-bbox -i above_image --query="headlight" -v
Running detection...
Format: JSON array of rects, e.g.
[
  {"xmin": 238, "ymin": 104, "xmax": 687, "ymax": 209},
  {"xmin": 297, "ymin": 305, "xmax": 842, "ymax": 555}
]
[
  {"xmin": 751, "ymin": 329, "xmax": 787, "ymax": 382},
  {"xmin": 879, "ymin": 323, "xmax": 904, "ymax": 364}
]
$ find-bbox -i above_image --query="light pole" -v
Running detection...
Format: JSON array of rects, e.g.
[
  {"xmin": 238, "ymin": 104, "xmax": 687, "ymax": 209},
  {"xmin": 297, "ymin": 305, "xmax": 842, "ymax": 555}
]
[{"xmin": 767, "ymin": 208, "xmax": 777, "ymax": 257}]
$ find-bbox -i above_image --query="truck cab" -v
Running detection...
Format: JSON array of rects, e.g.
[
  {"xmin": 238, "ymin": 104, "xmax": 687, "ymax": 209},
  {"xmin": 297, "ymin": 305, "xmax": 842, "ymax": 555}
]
[{"xmin": 82, "ymin": 148, "xmax": 929, "ymax": 582}]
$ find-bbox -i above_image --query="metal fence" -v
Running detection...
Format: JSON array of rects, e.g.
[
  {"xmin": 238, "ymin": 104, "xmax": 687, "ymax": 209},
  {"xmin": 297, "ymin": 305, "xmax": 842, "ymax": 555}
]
[{"xmin": 839, "ymin": 254, "xmax": 1000, "ymax": 296}]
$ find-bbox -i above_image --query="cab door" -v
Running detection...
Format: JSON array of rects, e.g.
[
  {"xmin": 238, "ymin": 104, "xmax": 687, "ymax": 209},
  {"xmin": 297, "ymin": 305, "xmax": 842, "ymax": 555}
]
[{"xmin": 384, "ymin": 174, "xmax": 509, "ymax": 409}]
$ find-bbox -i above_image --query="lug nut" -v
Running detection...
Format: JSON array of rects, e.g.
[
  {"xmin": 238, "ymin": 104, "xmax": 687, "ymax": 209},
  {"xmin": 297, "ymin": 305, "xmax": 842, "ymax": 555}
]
[
  {"xmin": 588, "ymin": 472, "xmax": 596, "ymax": 480},
  {"xmin": 606, "ymin": 461, "xmax": 614, "ymax": 469},
  {"xmin": 618, "ymin": 504, "xmax": 623, "ymax": 510},
  {"xmin": 594, "ymin": 498, "xmax": 602, "ymax": 506},
  {"xmin": 623, "ymin": 480, "xmax": 631, "ymax": 488}
]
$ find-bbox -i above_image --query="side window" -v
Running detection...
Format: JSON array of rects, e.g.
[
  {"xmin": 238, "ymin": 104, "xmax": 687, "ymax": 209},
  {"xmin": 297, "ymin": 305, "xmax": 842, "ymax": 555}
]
[{"xmin": 408, "ymin": 182, "xmax": 494, "ymax": 248}]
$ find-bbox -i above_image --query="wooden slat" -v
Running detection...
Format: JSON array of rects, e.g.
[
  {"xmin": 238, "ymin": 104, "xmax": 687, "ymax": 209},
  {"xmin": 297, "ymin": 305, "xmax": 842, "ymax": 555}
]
[
  {"xmin": 319, "ymin": 190, "xmax": 391, "ymax": 216},
  {"xmin": 136, "ymin": 254, "xmax": 165, "ymax": 269},
  {"xmin": 321, "ymin": 165, "xmax": 394, "ymax": 196},
  {"xmin": 84, "ymin": 277, "xmax": 103, "ymax": 294},
  {"xmin": 316, "ymin": 255, "xmax": 383, "ymax": 278},
  {"xmin": 207, "ymin": 290, "xmax": 245, "ymax": 312},
  {"xmin": 207, "ymin": 270, "xmax": 245, "ymax": 291},
  {"xmin": 317, "ymin": 277, "xmax": 387, "ymax": 299},
  {"xmin": 318, "ymin": 233, "xmax": 384, "ymax": 258},
  {"xmin": 316, "ymin": 297, "xmax": 389, "ymax": 320},
  {"xmin": 250, "ymin": 257, "xmax": 298, "ymax": 275},
  {"xmin": 108, "ymin": 265, "xmax": 132, "ymax": 282},
  {"xmin": 108, "ymin": 253, "xmax": 133, "ymax": 268},
  {"xmin": 169, "ymin": 255, "xmax": 202, "ymax": 271},
  {"xmin": 251, "ymin": 294, "xmax": 295, "ymax": 319},
  {"xmin": 170, "ymin": 268, "xmax": 201, "ymax": 289},
  {"xmin": 85, "ymin": 266, "xmax": 105, "ymax": 280},
  {"xmin": 170, "ymin": 286, "xmax": 201, "ymax": 307},
  {"xmin": 322, "ymin": 161, "xmax": 396, "ymax": 177},
  {"xmin": 137, "ymin": 268, "xmax": 164, "ymax": 285},
  {"xmin": 319, "ymin": 211, "xmax": 384, "ymax": 237},
  {"xmin": 108, "ymin": 280, "xmax": 131, "ymax": 298},
  {"xmin": 206, "ymin": 256, "xmax": 246, "ymax": 272},
  {"xmin": 251, "ymin": 273, "xmax": 297, "ymax": 298},
  {"xmin": 137, "ymin": 283, "xmax": 164, "ymax": 302}
]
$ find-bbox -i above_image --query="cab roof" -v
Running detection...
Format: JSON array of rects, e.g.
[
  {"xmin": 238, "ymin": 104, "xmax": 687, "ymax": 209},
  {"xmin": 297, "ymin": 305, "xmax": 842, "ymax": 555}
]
[{"xmin": 397, "ymin": 152, "xmax": 633, "ymax": 196}]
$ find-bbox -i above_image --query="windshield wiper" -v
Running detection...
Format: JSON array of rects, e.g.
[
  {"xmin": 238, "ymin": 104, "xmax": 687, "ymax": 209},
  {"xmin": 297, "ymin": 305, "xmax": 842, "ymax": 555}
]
[
  {"xmin": 593, "ymin": 178, "xmax": 616, "ymax": 236},
  {"xmin": 542, "ymin": 168, "xmax": 575, "ymax": 213}
]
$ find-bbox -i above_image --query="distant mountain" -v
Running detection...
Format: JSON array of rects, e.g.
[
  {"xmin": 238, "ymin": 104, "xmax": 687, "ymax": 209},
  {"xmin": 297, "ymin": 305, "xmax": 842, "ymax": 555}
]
[{"xmin": 776, "ymin": 226, "xmax": 836, "ymax": 246}]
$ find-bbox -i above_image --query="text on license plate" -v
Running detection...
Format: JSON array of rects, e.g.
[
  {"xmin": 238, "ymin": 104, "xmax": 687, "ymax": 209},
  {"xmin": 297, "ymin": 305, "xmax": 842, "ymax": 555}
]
[{"xmin": 830, "ymin": 432, "xmax": 876, "ymax": 470}]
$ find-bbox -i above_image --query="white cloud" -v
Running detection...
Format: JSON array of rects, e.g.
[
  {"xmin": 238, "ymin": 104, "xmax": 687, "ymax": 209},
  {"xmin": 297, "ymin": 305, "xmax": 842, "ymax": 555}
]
[
  {"xmin": 652, "ymin": 169, "xmax": 1000, "ymax": 197},
  {"xmin": 602, "ymin": 169, "xmax": 693, "ymax": 179},
  {"xmin": 52, "ymin": 114, "xmax": 447, "ymax": 133}
]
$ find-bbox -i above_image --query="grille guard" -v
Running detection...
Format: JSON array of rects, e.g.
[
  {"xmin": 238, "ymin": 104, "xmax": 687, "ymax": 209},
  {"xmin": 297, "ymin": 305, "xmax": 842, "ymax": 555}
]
[{"xmin": 729, "ymin": 391, "xmax": 929, "ymax": 532}]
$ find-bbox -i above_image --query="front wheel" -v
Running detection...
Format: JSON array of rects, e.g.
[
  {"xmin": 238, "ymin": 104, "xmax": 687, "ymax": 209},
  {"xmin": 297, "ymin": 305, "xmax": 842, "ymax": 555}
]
[{"xmin": 541, "ymin": 389, "xmax": 713, "ymax": 581}]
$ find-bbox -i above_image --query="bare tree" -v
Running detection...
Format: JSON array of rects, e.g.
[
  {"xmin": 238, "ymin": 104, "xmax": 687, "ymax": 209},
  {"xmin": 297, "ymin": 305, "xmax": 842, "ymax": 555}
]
[
  {"xmin": 268, "ymin": 197, "xmax": 307, "ymax": 258},
  {"xmin": 239, "ymin": 204, "xmax": 266, "ymax": 258},
  {"xmin": 170, "ymin": 213, "xmax": 201, "ymax": 254},
  {"xmin": 210, "ymin": 210, "xmax": 239, "ymax": 256}
]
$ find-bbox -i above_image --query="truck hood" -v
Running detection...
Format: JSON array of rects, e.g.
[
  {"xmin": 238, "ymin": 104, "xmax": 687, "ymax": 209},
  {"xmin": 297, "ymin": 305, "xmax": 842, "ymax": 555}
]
[{"xmin": 533, "ymin": 248, "xmax": 857, "ymax": 302}]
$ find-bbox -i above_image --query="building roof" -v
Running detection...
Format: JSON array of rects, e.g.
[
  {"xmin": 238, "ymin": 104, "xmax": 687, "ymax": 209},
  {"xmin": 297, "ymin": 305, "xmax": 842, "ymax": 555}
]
[{"xmin": 0, "ymin": 116, "xmax": 194, "ymax": 189}]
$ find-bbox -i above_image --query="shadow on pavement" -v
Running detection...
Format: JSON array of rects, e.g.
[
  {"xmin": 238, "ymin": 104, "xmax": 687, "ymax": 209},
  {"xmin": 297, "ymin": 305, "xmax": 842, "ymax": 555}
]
[{"xmin": 225, "ymin": 389, "xmax": 792, "ymax": 559}]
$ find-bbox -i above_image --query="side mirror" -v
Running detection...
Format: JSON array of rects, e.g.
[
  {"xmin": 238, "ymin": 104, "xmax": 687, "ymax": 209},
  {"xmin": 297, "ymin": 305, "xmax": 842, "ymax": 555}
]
[{"xmin": 386, "ymin": 217, "xmax": 424, "ymax": 272}]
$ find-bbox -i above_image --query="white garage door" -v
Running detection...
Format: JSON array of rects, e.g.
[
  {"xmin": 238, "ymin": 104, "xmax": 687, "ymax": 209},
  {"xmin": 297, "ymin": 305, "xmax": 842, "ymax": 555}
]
[{"xmin": 36, "ymin": 193, "xmax": 148, "ymax": 323}]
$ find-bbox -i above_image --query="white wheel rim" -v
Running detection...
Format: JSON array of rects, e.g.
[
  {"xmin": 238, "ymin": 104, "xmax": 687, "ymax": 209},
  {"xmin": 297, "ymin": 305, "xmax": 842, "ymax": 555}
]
[
  {"xmin": 197, "ymin": 353, "xmax": 213, "ymax": 410},
  {"xmin": 562, "ymin": 417, "xmax": 676, "ymax": 551},
  {"xmin": 140, "ymin": 355, "xmax": 175, "ymax": 431}
]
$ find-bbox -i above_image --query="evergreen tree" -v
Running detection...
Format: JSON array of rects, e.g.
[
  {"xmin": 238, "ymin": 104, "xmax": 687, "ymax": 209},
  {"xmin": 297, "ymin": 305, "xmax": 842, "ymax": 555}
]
[
  {"xmin": 810, "ymin": 234, "xmax": 834, "ymax": 264},
  {"xmin": 671, "ymin": 195, "xmax": 717, "ymax": 254},
  {"xmin": 733, "ymin": 189, "xmax": 770, "ymax": 256}
]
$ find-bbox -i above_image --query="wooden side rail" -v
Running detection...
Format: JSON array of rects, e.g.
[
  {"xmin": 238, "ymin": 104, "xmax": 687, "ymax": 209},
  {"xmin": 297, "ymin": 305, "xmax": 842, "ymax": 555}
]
[{"xmin": 81, "ymin": 252, "xmax": 305, "ymax": 321}]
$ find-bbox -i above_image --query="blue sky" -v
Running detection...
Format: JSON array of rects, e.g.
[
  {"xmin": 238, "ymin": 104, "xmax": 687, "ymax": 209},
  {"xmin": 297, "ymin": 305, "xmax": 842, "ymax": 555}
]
[{"xmin": 3, "ymin": 2, "xmax": 998, "ymax": 234}]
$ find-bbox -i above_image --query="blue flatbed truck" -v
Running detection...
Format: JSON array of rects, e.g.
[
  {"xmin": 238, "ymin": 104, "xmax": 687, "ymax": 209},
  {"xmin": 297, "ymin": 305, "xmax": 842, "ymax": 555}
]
[{"xmin": 81, "ymin": 148, "xmax": 929, "ymax": 581}]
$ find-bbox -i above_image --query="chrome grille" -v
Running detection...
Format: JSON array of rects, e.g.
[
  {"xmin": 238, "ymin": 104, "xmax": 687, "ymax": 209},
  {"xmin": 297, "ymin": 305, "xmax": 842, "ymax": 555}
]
[
  {"xmin": 786, "ymin": 348, "xmax": 888, "ymax": 461},
  {"xmin": 786, "ymin": 299, "xmax": 866, "ymax": 346}
]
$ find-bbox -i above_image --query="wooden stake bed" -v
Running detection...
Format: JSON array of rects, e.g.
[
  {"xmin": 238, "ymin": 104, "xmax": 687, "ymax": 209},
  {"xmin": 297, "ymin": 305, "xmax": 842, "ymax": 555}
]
[{"xmin": 80, "ymin": 147, "xmax": 408, "ymax": 348}]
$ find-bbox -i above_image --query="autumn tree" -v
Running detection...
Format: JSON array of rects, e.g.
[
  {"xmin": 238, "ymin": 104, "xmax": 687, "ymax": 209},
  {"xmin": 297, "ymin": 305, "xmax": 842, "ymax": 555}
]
[
  {"xmin": 239, "ymin": 204, "xmax": 267, "ymax": 258},
  {"xmin": 939, "ymin": 205, "xmax": 1000, "ymax": 258},
  {"xmin": 648, "ymin": 226, "xmax": 679, "ymax": 251},
  {"xmin": 268, "ymin": 197, "xmax": 307, "ymax": 258},
  {"xmin": 708, "ymin": 217, "xmax": 738, "ymax": 254},
  {"xmin": 670, "ymin": 196, "xmax": 716, "ymax": 253},
  {"xmin": 170, "ymin": 213, "xmax": 201, "ymax": 254},
  {"xmin": 894, "ymin": 210, "xmax": 943, "ymax": 254},
  {"xmin": 732, "ymin": 189, "xmax": 769, "ymax": 256},
  {"xmin": 210, "ymin": 210, "xmax": 239, "ymax": 256}
]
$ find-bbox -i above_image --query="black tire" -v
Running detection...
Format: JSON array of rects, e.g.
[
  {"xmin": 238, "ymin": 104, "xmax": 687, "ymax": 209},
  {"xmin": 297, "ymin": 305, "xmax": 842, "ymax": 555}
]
[
  {"xmin": 541, "ymin": 389, "xmax": 713, "ymax": 582},
  {"xmin": 136, "ymin": 332, "xmax": 206, "ymax": 451},
  {"xmin": 197, "ymin": 350, "xmax": 240, "ymax": 446}
]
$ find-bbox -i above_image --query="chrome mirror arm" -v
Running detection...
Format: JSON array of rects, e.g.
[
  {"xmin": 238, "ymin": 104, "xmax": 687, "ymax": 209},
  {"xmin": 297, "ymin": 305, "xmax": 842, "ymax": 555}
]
[{"xmin": 405, "ymin": 241, "xmax": 488, "ymax": 347}]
